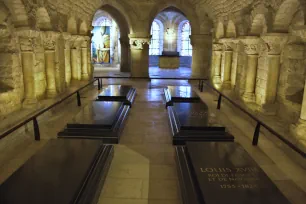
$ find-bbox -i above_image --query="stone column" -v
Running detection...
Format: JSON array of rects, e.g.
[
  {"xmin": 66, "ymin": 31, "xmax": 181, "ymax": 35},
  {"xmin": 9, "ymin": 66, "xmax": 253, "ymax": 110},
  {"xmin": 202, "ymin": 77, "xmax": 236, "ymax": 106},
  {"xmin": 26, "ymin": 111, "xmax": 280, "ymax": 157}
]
[
  {"xmin": 17, "ymin": 30, "xmax": 41, "ymax": 104},
  {"xmin": 120, "ymin": 37, "xmax": 130, "ymax": 72},
  {"xmin": 220, "ymin": 42, "xmax": 233, "ymax": 89},
  {"xmin": 260, "ymin": 34, "xmax": 288, "ymax": 107},
  {"xmin": 211, "ymin": 43, "xmax": 223, "ymax": 84},
  {"xmin": 129, "ymin": 35, "xmax": 150, "ymax": 77},
  {"xmin": 240, "ymin": 37, "xmax": 260, "ymax": 103},
  {"xmin": 71, "ymin": 36, "xmax": 82, "ymax": 81},
  {"xmin": 190, "ymin": 34, "xmax": 212, "ymax": 78},
  {"xmin": 62, "ymin": 33, "xmax": 72, "ymax": 86},
  {"xmin": 87, "ymin": 38, "xmax": 93, "ymax": 78},
  {"xmin": 230, "ymin": 41, "xmax": 239, "ymax": 89},
  {"xmin": 42, "ymin": 31, "xmax": 59, "ymax": 98},
  {"xmin": 81, "ymin": 37, "xmax": 90, "ymax": 80},
  {"xmin": 289, "ymin": 28, "xmax": 306, "ymax": 149}
]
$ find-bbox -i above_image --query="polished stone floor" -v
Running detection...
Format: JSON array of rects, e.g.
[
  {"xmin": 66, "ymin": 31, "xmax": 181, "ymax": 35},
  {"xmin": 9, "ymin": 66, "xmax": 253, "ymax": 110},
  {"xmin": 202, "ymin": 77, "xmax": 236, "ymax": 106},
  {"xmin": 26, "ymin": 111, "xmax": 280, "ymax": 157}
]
[{"xmin": 0, "ymin": 78, "xmax": 306, "ymax": 204}]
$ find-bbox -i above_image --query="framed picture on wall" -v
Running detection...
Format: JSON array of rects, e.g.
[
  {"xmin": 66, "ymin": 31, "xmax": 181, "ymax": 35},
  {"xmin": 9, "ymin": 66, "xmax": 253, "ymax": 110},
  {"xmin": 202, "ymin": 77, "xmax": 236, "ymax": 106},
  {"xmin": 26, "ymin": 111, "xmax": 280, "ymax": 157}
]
[{"xmin": 92, "ymin": 26, "xmax": 111, "ymax": 64}]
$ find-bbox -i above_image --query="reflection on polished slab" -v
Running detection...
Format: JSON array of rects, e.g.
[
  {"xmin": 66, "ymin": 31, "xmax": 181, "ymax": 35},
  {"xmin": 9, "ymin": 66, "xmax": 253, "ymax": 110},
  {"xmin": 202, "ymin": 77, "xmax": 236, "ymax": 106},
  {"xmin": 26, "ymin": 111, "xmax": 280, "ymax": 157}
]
[
  {"xmin": 164, "ymin": 86, "xmax": 200, "ymax": 107},
  {"xmin": 97, "ymin": 85, "xmax": 136, "ymax": 107},
  {"xmin": 176, "ymin": 142, "xmax": 290, "ymax": 204},
  {"xmin": 0, "ymin": 139, "xmax": 114, "ymax": 204},
  {"xmin": 58, "ymin": 101, "xmax": 129, "ymax": 143},
  {"xmin": 168, "ymin": 102, "xmax": 234, "ymax": 145}
]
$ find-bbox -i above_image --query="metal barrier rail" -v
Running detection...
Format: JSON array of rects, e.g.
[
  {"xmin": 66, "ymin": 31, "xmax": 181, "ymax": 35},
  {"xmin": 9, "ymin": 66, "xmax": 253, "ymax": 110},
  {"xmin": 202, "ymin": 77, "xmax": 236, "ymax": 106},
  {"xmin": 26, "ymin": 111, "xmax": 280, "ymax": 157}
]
[
  {"xmin": 94, "ymin": 76, "xmax": 206, "ymax": 91},
  {"xmin": 202, "ymin": 81, "xmax": 306, "ymax": 158},
  {"xmin": 0, "ymin": 79, "xmax": 98, "ymax": 141},
  {"xmin": 2, "ymin": 76, "xmax": 303, "ymax": 159}
]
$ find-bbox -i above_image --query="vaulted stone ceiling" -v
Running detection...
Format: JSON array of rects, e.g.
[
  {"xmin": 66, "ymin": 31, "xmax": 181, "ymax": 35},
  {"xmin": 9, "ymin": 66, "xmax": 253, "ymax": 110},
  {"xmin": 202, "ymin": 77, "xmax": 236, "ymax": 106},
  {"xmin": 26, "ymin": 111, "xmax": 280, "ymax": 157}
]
[{"xmin": 1, "ymin": 0, "xmax": 305, "ymax": 35}]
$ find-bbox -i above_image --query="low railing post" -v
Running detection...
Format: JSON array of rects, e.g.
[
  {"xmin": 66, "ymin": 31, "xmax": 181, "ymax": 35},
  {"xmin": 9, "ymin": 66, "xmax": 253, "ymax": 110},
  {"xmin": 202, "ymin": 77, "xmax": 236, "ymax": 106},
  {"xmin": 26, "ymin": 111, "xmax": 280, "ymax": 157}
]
[
  {"xmin": 198, "ymin": 80, "xmax": 201, "ymax": 90},
  {"xmin": 217, "ymin": 94, "xmax": 222, "ymax": 109},
  {"xmin": 33, "ymin": 117, "xmax": 40, "ymax": 141},
  {"xmin": 252, "ymin": 122, "xmax": 261, "ymax": 145},
  {"xmin": 97, "ymin": 78, "xmax": 101, "ymax": 90},
  {"xmin": 201, "ymin": 80, "xmax": 204, "ymax": 92},
  {"xmin": 77, "ymin": 91, "xmax": 81, "ymax": 106}
]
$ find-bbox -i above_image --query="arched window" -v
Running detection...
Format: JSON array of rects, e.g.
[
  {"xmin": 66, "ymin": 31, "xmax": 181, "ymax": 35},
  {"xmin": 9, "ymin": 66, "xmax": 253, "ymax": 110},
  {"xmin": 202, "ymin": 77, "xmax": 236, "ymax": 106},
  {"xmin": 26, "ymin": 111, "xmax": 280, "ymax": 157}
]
[
  {"xmin": 149, "ymin": 20, "xmax": 163, "ymax": 55},
  {"xmin": 94, "ymin": 17, "xmax": 112, "ymax": 27},
  {"xmin": 178, "ymin": 21, "xmax": 192, "ymax": 56}
]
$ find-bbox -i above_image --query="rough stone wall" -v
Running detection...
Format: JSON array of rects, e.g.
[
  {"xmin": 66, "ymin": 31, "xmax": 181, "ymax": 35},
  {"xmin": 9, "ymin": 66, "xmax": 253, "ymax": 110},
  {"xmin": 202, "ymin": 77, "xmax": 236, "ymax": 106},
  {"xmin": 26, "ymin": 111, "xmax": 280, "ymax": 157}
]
[
  {"xmin": 234, "ymin": 42, "xmax": 247, "ymax": 97},
  {"xmin": 277, "ymin": 44, "xmax": 306, "ymax": 122},
  {"xmin": 255, "ymin": 47, "xmax": 269, "ymax": 105}
]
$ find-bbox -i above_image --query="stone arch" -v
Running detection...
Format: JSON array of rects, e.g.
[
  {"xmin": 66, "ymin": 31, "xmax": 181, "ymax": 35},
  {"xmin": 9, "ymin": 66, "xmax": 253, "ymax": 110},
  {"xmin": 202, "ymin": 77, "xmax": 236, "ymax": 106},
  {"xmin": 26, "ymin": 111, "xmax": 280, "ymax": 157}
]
[
  {"xmin": 148, "ymin": 3, "xmax": 201, "ymax": 35},
  {"xmin": 291, "ymin": 9, "xmax": 305, "ymax": 28},
  {"xmin": 0, "ymin": 1, "xmax": 10, "ymax": 25},
  {"xmin": 36, "ymin": 7, "xmax": 52, "ymax": 31},
  {"xmin": 249, "ymin": 13, "xmax": 268, "ymax": 35},
  {"xmin": 92, "ymin": 4, "xmax": 132, "ymax": 72},
  {"xmin": 79, "ymin": 21, "xmax": 89, "ymax": 35},
  {"xmin": 67, "ymin": 16, "xmax": 78, "ymax": 34},
  {"xmin": 96, "ymin": 0, "xmax": 134, "ymax": 34},
  {"xmin": 177, "ymin": 19, "xmax": 190, "ymax": 54},
  {"xmin": 3, "ymin": 0, "xmax": 29, "ymax": 27},
  {"xmin": 151, "ymin": 19, "xmax": 164, "ymax": 55},
  {"xmin": 226, "ymin": 20, "xmax": 236, "ymax": 38},
  {"xmin": 273, "ymin": 0, "xmax": 301, "ymax": 32},
  {"xmin": 215, "ymin": 21, "xmax": 225, "ymax": 39}
]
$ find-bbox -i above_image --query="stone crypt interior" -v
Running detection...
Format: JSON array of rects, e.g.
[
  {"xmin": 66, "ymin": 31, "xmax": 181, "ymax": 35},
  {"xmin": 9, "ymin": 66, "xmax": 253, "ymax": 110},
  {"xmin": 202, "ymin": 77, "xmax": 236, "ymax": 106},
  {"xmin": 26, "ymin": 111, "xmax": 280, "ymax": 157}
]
[{"xmin": 0, "ymin": 0, "xmax": 306, "ymax": 204}]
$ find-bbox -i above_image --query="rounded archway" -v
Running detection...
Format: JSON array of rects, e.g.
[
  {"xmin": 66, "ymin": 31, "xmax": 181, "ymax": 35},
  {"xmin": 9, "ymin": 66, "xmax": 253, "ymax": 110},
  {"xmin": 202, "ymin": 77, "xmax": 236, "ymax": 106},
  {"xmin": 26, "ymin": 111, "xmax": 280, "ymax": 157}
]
[
  {"xmin": 148, "ymin": 7, "xmax": 194, "ymax": 77},
  {"xmin": 91, "ymin": 5, "xmax": 132, "ymax": 73}
]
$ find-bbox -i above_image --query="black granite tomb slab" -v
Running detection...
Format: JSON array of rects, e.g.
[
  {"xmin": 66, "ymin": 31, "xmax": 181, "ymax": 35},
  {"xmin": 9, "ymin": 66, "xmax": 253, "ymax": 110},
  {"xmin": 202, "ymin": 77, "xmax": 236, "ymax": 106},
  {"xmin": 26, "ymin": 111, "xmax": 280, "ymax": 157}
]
[
  {"xmin": 58, "ymin": 101, "xmax": 129, "ymax": 144},
  {"xmin": 164, "ymin": 86, "xmax": 200, "ymax": 107},
  {"xmin": 176, "ymin": 142, "xmax": 290, "ymax": 204},
  {"xmin": 0, "ymin": 139, "xmax": 113, "ymax": 204},
  {"xmin": 168, "ymin": 102, "xmax": 234, "ymax": 145},
  {"xmin": 97, "ymin": 85, "xmax": 136, "ymax": 107}
]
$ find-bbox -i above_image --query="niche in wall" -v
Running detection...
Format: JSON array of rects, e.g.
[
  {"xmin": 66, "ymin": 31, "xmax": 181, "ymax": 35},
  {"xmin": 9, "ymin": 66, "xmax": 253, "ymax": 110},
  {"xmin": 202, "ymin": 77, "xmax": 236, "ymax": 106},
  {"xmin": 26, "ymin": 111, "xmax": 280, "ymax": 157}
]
[{"xmin": 91, "ymin": 11, "xmax": 121, "ymax": 67}]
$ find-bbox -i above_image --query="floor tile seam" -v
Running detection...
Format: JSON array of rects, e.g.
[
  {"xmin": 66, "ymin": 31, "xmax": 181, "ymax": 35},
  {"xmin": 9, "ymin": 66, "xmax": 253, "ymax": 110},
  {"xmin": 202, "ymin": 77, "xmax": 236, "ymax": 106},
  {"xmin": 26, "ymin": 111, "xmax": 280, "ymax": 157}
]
[{"xmin": 107, "ymin": 176, "xmax": 179, "ymax": 180}]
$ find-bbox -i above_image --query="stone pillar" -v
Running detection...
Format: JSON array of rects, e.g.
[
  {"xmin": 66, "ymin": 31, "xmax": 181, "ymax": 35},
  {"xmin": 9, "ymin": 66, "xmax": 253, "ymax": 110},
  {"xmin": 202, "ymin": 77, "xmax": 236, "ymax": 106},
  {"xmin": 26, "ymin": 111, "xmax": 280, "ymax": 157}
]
[
  {"xmin": 87, "ymin": 38, "xmax": 93, "ymax": 78},
  {"xmin": 190, "ymin": 34, "xmax": 212, "ymax": 78},
  {"xmin": 240, "ymin": 37, "xmax": 260, "ymax": 103},
  {"xmin": 81, "ymin": 37, "xmax": 90, "ymax": 80},
  {"xmin": 55, "ymin": 34, "xmax": 66, "ymax": 93},
  {"xmin": 71, "ymin": 36, "xmax": 82, "ymax": 81},
  {"xmin": 230, "ymin": 42, "xmax": 239, "ymax": 89},
  {"xmin": 63, "ymin": 33, "xmax": 72, "ymax": 86},
  {"xmin": 120, "ymin": 37, "xmax": 130, "ymax": 72},
  {"xmin": 43, "ymin": 32, "xmax": 59, "ymax": 98},
  {"xmin": 290, "ymin": 79, "xmax": 306, "ymax": 146},
  {"xmin": 17, "ymin": 30, "xmax": 41, "ymax": 104},
  {"xmin": 289, "ymin": 28, "xmax": 306, "ymax": 149},
  {"xmin": 221, "ymin": 43, "xmax": 233, "ymax": 89},
  {"xmin": 260, "ymin": 34, "xmax": 288, "ymax": 107},
  {"xmin": 211, "ymin": 43, "xmax": 222, "ymax": 84},
  {"xmin": 129, "ymin": 35, "xmax": 150, "ymax": 77}
]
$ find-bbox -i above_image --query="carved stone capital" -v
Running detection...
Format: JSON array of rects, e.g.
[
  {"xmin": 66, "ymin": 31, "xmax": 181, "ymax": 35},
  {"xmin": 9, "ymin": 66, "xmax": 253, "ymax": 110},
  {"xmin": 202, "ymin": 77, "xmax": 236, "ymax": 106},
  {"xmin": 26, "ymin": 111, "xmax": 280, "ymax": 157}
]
[
  {"xmin": 285, "ymin": 44, "xmax": 305, "ymax": 59},
  {"xmin": 212, "ymin": 43, "xmax": 223, "ymax": 51},
  {"xmin": 129, "ymin": 37, "xmax": 150, "ymax": 50},
  {"xmin": 239, "ymin": 36, "xmax": 260, "ymax": 55},
  {"xmin": 62, "ymin": 32, "xmax": 72, "ymax": 49},
  {"xmin": 71, "ymin": 35, "xmax": 85, "ymax": 48},
  {"xmin": 16, "ymin": 29, "xmax": 40, "ymax": 52},
  {"xmin": 42, "ymin": 31, "xmax": 59, "ymax": 50},
  {"xmin": 291, "ymin": 26, "xmax": 306, "ymax": 42},
  {"xmin": 218, "ymin": 38, "xmax": 238, "ymax": 51},
  {"xmin": 0, "ymin": 25, "xmax": 10, "ymax": 38},
  {"xmin": 260, "ymin": 33, "xmax": 288, "ymax": 55}
]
